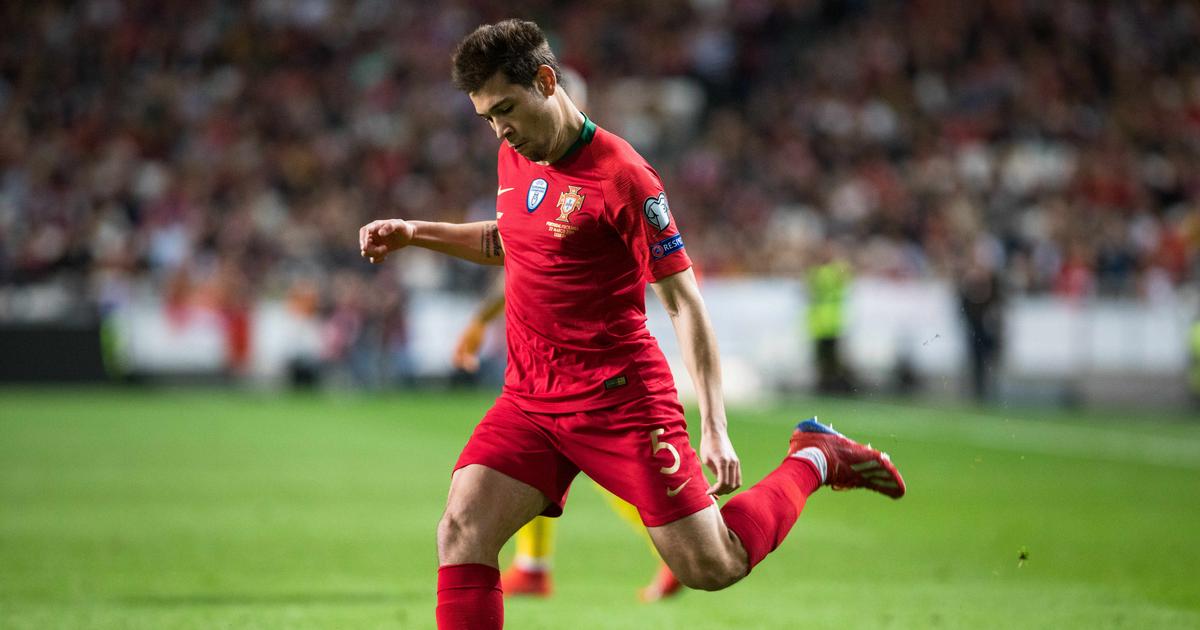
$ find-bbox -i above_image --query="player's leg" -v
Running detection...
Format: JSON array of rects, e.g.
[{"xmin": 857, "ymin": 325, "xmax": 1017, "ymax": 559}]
[
  {"xmin": 514, "ymin": 516, "xmax": 556, "ymax": 562},
  {"xmin": 438, "ymin": 464, "xmax": 550, "ymax": 566},
  {"xmin": 438, "ymin": 397, "xmax": 580, "ymax": 630},
  {"xmin": 436, "ymin": 465, "xmax": 549, "ymax": 630},
  {"xmin": 570, "ymin": 394, "xmax": 903, "ymax": 592},
  {"xmin": 647, "ymin": 449, "xmax": 823, "ymax": 590},
  {"xmin": 501, "ymin": 516, "xmax": 557, "ymax": 596},
  {"xmin": 649, "ymin": 417, "xmax": 905, "ymax": 591},
  {"xmin": 646, "ymin": 503, "xmax": 748, "ymax": 590}
]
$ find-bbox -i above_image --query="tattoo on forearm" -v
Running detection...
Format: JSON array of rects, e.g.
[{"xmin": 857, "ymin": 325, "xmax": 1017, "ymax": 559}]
[{"xmin": 481, "ymin": 222, "xmax": 504, "ymax": 259}]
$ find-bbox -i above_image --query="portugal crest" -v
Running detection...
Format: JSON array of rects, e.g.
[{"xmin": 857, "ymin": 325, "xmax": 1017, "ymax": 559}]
[{"xmin": 556, "ymin": 186, "xmax": 585, "ymax": 223}]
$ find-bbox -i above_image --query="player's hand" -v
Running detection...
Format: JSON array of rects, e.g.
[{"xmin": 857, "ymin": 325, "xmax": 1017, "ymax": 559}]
[
  {"xmin": 359, "ymin": 219, "xmax": 415, "ymax": 264},
  {"xmin": 453, "ymin": 319, "xmax": 487, "ymax": 373},
  {"xmin": 700, "ymin": 431, "xmax": 741, "ymax": 496}
]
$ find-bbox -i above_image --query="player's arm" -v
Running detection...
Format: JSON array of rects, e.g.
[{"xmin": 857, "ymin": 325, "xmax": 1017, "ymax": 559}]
[
  {"xmin": 453, "ymin": 275, "xmax": 506, "ymax": 372},
  {"xmin": 359, "ymin": 219, "xmax": 505, "ymax": 266},
  {"xmin": 651, "ymin": 267, "xmax": 742, "ymax": 496}
]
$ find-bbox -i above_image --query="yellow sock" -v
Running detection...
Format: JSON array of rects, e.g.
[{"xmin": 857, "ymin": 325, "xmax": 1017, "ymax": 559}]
[
  {"xmin": 599, "ymin": 485, "xmax": 661, "ymax": 560},
  {"xmin": 513, "ymin": 516, "xmax": 556, "ymax": 570}
]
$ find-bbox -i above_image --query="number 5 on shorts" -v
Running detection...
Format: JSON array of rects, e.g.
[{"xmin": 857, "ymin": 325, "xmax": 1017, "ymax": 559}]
[{"xmin": 649, "ymin": 428, "xmax": 680, "ymax": 475}]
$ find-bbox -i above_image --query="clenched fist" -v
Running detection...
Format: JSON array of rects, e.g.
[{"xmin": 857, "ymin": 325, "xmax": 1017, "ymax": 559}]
[{"xmin": 359, "ymin": 219, "xmax": 415, "ymax": 264}]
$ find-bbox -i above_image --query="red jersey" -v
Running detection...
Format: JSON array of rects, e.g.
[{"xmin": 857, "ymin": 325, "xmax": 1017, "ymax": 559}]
[{"xmin": 495, "ymin": 116, "xmax": 692, "ymax": 412}]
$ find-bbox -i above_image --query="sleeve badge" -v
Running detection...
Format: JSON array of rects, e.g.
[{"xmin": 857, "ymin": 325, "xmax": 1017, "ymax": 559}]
[{"xmin": 643, "ymin": 192, "xmax": 671, "ymax": 232}]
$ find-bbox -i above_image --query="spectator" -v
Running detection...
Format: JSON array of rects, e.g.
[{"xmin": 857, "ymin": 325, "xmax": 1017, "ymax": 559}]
[{"xmin": 0, "ymin": 0, "xmax": 1196, "ymax": 351}]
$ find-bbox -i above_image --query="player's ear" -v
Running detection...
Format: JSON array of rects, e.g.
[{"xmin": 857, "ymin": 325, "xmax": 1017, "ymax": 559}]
[{"xmin": 535, "ymin": 65, "xmax": 556, "ymax": 97}]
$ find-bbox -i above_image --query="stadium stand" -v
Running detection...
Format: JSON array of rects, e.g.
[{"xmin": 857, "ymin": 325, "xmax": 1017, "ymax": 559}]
[{"xmin": 1, "ymin": 1, "xmax": 1197, "ymax": 387}]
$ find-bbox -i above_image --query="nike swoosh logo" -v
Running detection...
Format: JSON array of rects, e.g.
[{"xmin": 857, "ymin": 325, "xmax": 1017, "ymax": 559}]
[
  {"xmin": 666, "ymin": 479, "xmax": 690, "ymax": 497},
  {"xmin": 497, "ymin": 187, "xmax": 515, "ymax": 196}
]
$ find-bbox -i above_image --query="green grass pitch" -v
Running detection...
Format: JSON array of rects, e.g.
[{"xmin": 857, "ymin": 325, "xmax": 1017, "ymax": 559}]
[{"xmin": 2, "ymin": 387, "xmax": 1198, "ymax": 629}]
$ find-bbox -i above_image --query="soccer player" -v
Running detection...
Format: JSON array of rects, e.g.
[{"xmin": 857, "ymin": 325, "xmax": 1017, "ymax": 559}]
[
  {"xmin": 452, "ymin": 66, "xmax": 682, "ymax": 602},
  {"xmin": 455, "ymin": 276, "xmax": 682, "ymax": 602},
  {"xmin": 358, "ymin": 20, "xmax": 905, "ymax": 629}
]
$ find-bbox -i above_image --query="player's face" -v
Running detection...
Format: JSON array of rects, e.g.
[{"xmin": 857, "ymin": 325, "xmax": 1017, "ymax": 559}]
[{"xmin": 470, "ymin": 71, "xmax": 556, "ymax": 162}]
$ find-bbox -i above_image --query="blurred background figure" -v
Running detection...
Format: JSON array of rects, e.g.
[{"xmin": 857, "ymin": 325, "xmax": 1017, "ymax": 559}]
[
  {"xmin": 208, "ymin": 256, "xmax": 253, "ymax": 378},
  {"xmin": 957, "ymin": 237, "xmax": 1006, "ymax": 403},
  {"xmin": 805, "ymin": 239, "xmax": 855, "ymax": 395},
  {"xmin": 451, "ymin": 270, "xmax": 506, "ymax": 386}
]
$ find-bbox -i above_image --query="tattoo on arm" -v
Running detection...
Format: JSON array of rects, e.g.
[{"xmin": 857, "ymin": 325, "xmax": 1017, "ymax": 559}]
[{"xmin": 481, "ymin": 222, "xmax": 504, "ymax": 259}]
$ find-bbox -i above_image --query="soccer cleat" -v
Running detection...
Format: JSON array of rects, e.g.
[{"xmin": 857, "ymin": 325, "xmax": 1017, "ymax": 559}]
[
  {"xmin": 638, "ymin": 562, "xmax": 683, "ymax": 603},
  {"xmin": 500, "ymin": 565, "xmax": 553, "ymax": 597},
  {"xmin": 788, "ymin": 417, "xmax": 906, "ymax": 499}
]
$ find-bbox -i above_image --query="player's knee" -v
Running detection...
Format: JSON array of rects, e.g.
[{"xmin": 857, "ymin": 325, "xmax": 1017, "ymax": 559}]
[
  {"xmin": 672, "ymin": 557, "xmax": 745, "ymax": 592},
  {"xmin": 437, "ymin": 510, "xmax": 492, "ymax": 561},
  {"xmin": 436, "ymin": 512, "xmax": 461, "ymax": 550}
]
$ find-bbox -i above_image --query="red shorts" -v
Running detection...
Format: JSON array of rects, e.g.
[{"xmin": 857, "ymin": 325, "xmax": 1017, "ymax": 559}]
[{"xmin": 454, "ymin": 393, "xmax": 715, "ymax": 527}]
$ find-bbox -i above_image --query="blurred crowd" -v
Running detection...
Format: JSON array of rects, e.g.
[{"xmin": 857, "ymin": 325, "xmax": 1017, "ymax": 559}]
[{"xmin": 2, "ymin": 0, "xmax": 1199, "ymax": 357}]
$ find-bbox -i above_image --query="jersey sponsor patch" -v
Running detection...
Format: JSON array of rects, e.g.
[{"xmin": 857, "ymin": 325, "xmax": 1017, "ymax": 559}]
[
  {"xmin": 643, "ymin": 192, "xmax": 671, "ymax": 232},
  {"xmin": 527, "ymin": 178, "xmax": 548, "ymax": 212},
  {"xmin": 650, "ymin": 234, "xmax": 684, "ymax": 260},
  {"xmin": 603, "ymin": 375, "xmax": 628, "ymax": 390}
]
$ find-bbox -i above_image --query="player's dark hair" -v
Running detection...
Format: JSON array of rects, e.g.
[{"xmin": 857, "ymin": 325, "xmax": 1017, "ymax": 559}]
[{"xmin": 451, "ymin": 19, "xmax": 561, "ymax": 93}]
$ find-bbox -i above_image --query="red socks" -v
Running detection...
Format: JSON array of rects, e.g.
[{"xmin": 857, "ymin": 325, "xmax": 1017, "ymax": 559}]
[
  {"xmin": 436, "ymin": 564, "xmax": 503, "ymax": 630},
  {"xmin": 720, "ymin": 457, "xmax": 821, "ymax": 571}
]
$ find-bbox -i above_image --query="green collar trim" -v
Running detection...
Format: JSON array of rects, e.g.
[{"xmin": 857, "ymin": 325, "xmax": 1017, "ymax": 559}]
[{"xmin": 555, "ymin": 114, "xmax": 596, "ymax": 163}]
